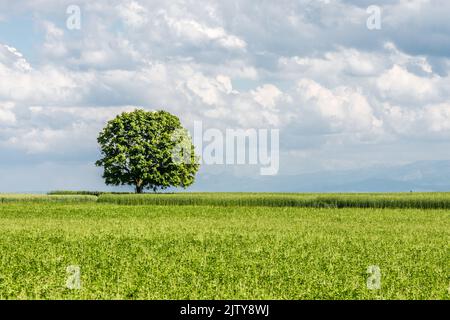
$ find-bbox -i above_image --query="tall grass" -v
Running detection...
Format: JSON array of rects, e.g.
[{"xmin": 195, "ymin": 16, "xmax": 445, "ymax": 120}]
[
  {"xmin": 97, "ymin": 192, "xmax": 450, "ymax": 209},
  {"xmin": 5, "ymin": 192, "xmax": 450, "ymax": 209},
  {"xmin": 47, "ymin": 190, "xmax": 135, "ymax": 196},
  {"xmin": 0, "ymin": 194, "xmax": 98, "ymax": 204},
  {"xmin": 47, "ymin": 190, "xmax": 103, "ymax": 196}
]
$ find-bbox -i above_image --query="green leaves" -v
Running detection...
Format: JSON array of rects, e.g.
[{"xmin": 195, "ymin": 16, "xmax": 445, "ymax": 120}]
[{"xmin": 96, "ymin": 109, "xmax": 199, "ymax": 193}]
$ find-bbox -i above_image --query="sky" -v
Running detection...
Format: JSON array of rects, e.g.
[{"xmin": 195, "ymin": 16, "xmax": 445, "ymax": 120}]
[{"xmin": 1, "ymin": 0, "xmax": 450, "ymax": 192}]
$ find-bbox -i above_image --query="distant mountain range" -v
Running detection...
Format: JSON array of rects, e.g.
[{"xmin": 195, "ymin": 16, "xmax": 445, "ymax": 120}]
[{"xmin": 190, "ymin": 160, "xmax": 450, "ymax": 192}]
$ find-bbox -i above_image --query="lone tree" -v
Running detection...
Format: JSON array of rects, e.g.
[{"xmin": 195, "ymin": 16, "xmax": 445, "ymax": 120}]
[{"xmin": 96, "ymin": 109, "xmax": 199, "ymax": 193}]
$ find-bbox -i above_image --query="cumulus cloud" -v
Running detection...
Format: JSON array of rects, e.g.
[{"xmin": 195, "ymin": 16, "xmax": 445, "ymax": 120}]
[
  {"xmin": 0, "ymin": 45, "xmax": 31, "ymax": 72},
  {"xmin": 116, "ymin": 1, "xmax": 148, "ymax": 28},
  {"xmin": 251, "ymin": 84, "xmax": 282, "ymax": 110},
  {"xmin": 377, "ymin": 65, "xmax": 437, "ymax": 103},
  {"xmin": 159, "ymin": 11, "xmax": 246, "ymax": 50},
  {"xmin": 41, "ymin": 21, "xmax": 67, "ymax": 58},
  {"xmin": 296, "ymin": 79, "xmax": 383, "ymax": 134},
  {"xmin": 0, "ymin": 102, "xmax": 16, "ymax": 125}
]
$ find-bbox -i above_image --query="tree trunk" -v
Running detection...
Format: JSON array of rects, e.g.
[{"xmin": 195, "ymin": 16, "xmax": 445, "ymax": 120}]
[{"xmin": 135, "ymin": 180, "xmax": 144, "ymax": 194}]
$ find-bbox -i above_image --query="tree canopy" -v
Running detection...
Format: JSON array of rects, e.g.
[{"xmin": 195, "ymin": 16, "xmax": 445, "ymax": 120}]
[{"xmin": 96, "ymin": 109, "xmax": 199, "ymax": 193}]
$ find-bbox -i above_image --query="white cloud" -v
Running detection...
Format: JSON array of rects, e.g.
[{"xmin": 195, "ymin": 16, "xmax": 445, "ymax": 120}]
[
  {"xmin": 0, "ymin": 44, "xmax": 31, "ymax": 72},
  {"xmin": 251, "ymin": 84, "xmax": 282, "ymax": 110},
  {"xmin": 377, "ymin": 65, "xmax": 437, "ymax": 103},
  {"xmin": 296, "ymin": 79, "xmax": 383, "ymax": 134},
  {"xmin": 6, "ymin": 128, "xmax": 65, "ymax": 154},
  {"xmin": 182, "ymin": 68, "xmax": 234, "ymax": 106},
  {"xmin": 41, "ymin": 21, "xmax": 67, "ymax": 58},
  {"xmin": 382, "ymin": 101, "xmax": 450, "ymax": 137},
  {"xmin": 160, "ymin": 11, "xmax": 246, "ymax": 50},
  {"xmin": 425, "ymin": 103, "xmax": 450, "ymax": 132},
  {"xmin": 0, "ymin": 102, "xmax": 16, "ymax": 125},
  {"xmin": 279, "ymin": 48, "xmax": 384, "ymax": 79},
  {"xmin": 117, "ymin": 1, "xmax": 148, "ymax": 28}
]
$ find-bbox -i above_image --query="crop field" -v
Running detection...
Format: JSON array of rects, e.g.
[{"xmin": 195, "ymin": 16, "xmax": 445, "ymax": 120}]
[
  {"xmin": 98, "ymin": 192, "xmax": 450, "ymax": 209},
  {"xmin": 0, "ymin": 193, "xmax": 448, "ymax": 300},
  {"xmin": 0, "ymin": 194, "xmax": 98, "ymax": 203}
]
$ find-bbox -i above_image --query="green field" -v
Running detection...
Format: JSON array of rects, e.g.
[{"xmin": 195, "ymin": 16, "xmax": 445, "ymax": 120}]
[{"xmin": 0, "ymin": 194, "xmax": 448, "ymax": 300}]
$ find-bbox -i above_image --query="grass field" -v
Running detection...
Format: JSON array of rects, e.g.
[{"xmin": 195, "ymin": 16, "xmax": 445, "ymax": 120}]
[{"xmin": 0, "ymin": 195, "xmax": 448, "ymax": 300}]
